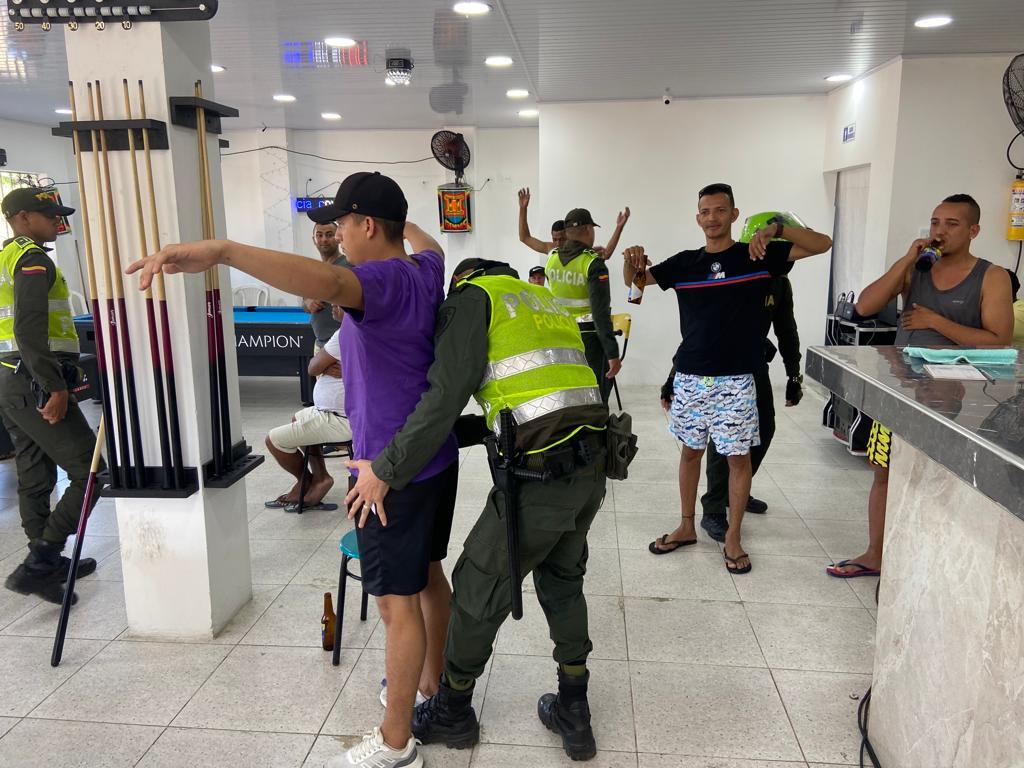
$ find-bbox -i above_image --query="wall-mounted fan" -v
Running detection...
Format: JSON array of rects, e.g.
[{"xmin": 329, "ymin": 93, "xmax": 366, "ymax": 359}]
[
  {"xmin": 431, "ymin": 131, "xmax": 473, "ymax": 233},
  {"xmin": 431, "ymin": 130, "xmax": 471, "ymax": 184}
]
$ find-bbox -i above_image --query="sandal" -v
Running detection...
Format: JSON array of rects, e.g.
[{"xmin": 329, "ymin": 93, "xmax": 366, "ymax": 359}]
[
  {"xmin": 283, "ymin": 501, "xmax": 339, "ymax": 513},
  {"xmin": 826, "ymin": 560, "xmax": 880, "ymax": 579},
  {"xmin": 264, "ymin": 495, "xmax": 295, "ymax": 509},
  {"xmin": 724, "ymin": 550, "xmax": 752, "ymax": 575},
  {"xmin": 648, "ymin": 533, "xmax": 698, "ymax": 555}
]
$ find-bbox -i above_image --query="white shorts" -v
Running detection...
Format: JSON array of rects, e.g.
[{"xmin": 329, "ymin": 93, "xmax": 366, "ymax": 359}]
[
  {"xmin": 668, "ymin": 373, "xmax": 760, "ymax": 456},
  {"xmin": 268, "ymin": 406, "xmax": 352, "ymax": 453}
]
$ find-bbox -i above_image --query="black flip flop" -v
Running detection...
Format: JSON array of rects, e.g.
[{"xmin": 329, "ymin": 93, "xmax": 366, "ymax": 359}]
[
  {"xmin": 724, "ymin": 550, "xmax": 752, "ymax": 575},
  {"xmin": 283, "ymin": 501, "xmax": 340, "ymax": 514},
  {"xmin": 648, "ymin": 534, "xmax": 698, "ymax": 555},
  {"xmin": 264, "ymin": 495, "xmax": 294, "ymax": 509}
]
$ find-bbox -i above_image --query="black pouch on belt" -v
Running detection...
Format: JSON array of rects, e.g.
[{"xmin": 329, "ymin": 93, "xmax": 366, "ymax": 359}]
[{"xmin": 605, "ymin": 412, "xmax": 639, "ymax": 480}]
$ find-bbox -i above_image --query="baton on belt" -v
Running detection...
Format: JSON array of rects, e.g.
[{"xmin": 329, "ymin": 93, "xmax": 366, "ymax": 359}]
[{"xmin": 484, "ymin": 408, "xmax": 549, "ymax": 621}]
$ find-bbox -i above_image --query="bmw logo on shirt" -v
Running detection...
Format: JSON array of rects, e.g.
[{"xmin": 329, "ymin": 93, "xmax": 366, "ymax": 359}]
[{"xmin": 708, "ymin": 262, "xmax": 725, "ymax": 280}]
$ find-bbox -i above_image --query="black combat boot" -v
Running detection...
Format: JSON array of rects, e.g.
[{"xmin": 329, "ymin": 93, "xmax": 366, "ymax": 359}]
[
  {"xmin": 4, "ymin": 540, "xmax": 82, "ymax": 605},
  {"xmin": 412, "ymin": 675, "xmax": 479, "ymax": 749},
  {"xmin": 538, "ymin": 668, "xmax": 596, "ymax": 761}
]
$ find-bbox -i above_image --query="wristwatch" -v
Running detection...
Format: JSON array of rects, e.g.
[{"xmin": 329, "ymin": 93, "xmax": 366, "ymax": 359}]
[{"xmin": 766, "ymin": 216, "xmax": 785, "ymax": 239}]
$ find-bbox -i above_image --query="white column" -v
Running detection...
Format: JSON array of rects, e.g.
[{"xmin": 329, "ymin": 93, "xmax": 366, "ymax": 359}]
[{"xmin": 64, "ymin": 20, "xmax": 251, "ymax": 638}]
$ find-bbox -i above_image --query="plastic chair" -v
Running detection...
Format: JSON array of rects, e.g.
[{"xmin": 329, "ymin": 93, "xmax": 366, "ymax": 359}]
[
  {"xmin": 610, "ymin": 313, "xmax": 631, "ymax": 411},
  {"xmin": 68, "ymin": 290, "xmax": 88, "ymax": 317},
  {"xmin": 233, "ymin": 284, "xmax": 269, "ymax": 307},
  {"xmin": 333, "ymin": 528, "xmax": 369, "ymax": 666}
]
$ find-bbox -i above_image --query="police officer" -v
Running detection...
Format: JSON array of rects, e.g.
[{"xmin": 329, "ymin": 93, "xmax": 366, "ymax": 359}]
[
  {"xmin": 545, "ymin": 209, "xmax": 620, "ymax": 403},
  {"xmin": 345, "ymin": 258, "xmax": 610, "ymax": 761},
  {"xmin": 1, "ymin": 187, "xmax": 99, "ymax": 605}
]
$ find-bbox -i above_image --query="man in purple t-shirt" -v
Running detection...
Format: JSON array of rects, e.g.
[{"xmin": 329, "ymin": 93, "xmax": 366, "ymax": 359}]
[{"xmin": 127, "ymin": 171, "xmax": 457, "ymax": 768}]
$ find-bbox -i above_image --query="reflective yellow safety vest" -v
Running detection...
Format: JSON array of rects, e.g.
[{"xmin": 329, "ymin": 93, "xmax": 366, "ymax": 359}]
[
  {"xmin": 465, "ymin": 274, "xmax": 601, "ymax": 439},
  {"xmin": 544, "ymin": 248, "xmax": 599, "ymax": 322},
  {"xmin": 0, "ymin": 236, "xmax": 79, "ymax": 355}
]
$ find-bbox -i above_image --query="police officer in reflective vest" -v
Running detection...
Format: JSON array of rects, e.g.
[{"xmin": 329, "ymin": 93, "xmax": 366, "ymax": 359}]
[
  {"xmin": 1, "ymin": 188, "xmax": 100, "ymax": 605},
  {"xmin": 346, "ymin": 259, "xmax": 610, "ymax": 761},
  {"xmin": 544, "ymin": 208, "xmax": 620, "ymax": 403}
]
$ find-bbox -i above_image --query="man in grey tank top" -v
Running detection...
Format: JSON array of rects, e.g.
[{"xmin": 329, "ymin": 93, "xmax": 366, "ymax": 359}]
[
  {"xmin": 827, "ymin": 194, "xmax": 1013, "ymax": 579},
  {"xmin": 303, "ymin": 222, "xmax": 351, "ymax": 350}
]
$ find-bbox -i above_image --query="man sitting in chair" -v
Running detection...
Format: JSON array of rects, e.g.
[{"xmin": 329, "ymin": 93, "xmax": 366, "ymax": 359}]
[{"xmin": 264, "ymin": 306, "xmax": 351, "ymax": 511}]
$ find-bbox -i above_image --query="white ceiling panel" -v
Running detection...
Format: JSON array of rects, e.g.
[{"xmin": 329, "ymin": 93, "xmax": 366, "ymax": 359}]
[{"xmin": 1, "ymin": 0, "xmax": 1023, "ymax": 130}]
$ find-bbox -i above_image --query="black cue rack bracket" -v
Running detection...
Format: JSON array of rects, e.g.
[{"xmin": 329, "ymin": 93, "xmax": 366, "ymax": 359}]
[
  {"xmin": 52, "ymin": 119, "xmax": 170, "ymax": 152},
  {"xmin": 203, "ymin": 441, "xmax": 265, "ymax": 489},
  {"xmin": 168, "ymin": 97, "xmax": 239, "ymax": 135},
  {"xmin": 98, "ymin": 466, "xmax": 200, "ymax": 499}
]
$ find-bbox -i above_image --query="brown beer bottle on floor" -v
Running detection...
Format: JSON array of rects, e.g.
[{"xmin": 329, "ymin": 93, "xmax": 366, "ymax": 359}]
[
  {"xmin": 321, "ymin": 592, "xmax": 336, "ymax": 651},
  {"xmin": 627, "ymin": 269, "xmax": 646, "ymax": 305}
]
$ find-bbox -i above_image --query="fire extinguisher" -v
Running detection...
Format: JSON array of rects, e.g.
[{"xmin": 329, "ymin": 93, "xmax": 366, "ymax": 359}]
[{"xmin": 1009, "ymin": 173, "xmax": 1024, "ymax": 241}]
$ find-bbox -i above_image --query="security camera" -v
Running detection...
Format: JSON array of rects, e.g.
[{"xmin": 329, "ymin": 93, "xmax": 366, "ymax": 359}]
[{"xmin": 662, "ymin": 89, "xmax": 672, "ymax": 106}]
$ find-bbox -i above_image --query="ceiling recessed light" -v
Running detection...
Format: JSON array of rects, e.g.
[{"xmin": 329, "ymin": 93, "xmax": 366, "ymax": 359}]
[
  {"xmin": 453, "ymin": 2, "xmax": 491, "ymax": 15},
  {"xmin": 210, "ymin": 64, "xmax": 225, "ymax": 73},
  {"xmin": 914, "ymin": 14, "xmax": 952, "ymax": 28},
  {"xmin": 518, "ymin": 108, "xmax": 539, "ymax": 118},
  {"xmin": 385, "ymin": 77, "xmax": 397, "ymax": 87},
  {"xmin": 324, "ymin": 37, "xmax": 356, "ymax": 48},
  {"xmin": 321, "ymin": 112, "xmax": 342, "ymax": 121},
  {"xmin": 825, "ymin": 74, "xmax": 853, "ymax": 83},
  {"xmin": 273, "ymin": 94, "xmax": 296, "ymax": 103},
  {"xmin": 55, "ymin": 108, "xmax": 73, "ymax": 115},
  {"xmin": 506, "ymin": 88, "xmax": 529, "ymax": 99},
  {"xmin": 485, "ymin": 55, "xmax": 514, "ymax": 68}
]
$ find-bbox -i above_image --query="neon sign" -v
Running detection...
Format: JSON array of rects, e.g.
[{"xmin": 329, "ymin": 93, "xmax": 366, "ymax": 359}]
[{"xmin": 283, "ymin": 41, "xmax": 369, "ymax": 69}]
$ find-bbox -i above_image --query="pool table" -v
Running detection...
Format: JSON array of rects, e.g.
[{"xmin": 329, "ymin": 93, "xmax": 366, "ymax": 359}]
[{"xmin": 73, "ymin": 306, "xmax": 317, "ymax": 404}]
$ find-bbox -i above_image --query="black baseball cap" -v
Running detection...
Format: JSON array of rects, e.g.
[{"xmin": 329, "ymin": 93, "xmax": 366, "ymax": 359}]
[
  {"xmin": 308, "ymin": 171, "xmax": 408, "ymax": 225},
  {"xmin": 1, "ymin": 187, "xmax": 75, "ymax": 219},
  {"xmin": 563, "ymin": 208, "xmax": 599, "ymax": 228},
  {"xmin": 529, "ymin": 265, "xmax": 546, "ymax": 277}
]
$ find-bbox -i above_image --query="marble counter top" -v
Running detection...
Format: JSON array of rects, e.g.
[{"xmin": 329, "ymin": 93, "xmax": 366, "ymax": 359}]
[{"xmin": 806, "ymin": 345, "xmax": 1024, "ymax": 520}]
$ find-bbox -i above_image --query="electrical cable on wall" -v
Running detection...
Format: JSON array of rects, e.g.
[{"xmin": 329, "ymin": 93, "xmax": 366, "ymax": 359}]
[{"xmin": 221, "ymin": 144, "xmax": 434, "ymax": 165}]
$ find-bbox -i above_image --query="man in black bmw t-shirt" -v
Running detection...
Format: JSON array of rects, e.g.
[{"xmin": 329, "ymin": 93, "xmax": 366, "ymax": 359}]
[{"xmin": 622, "ymin": 183, "xmax": 832, "ymax": 574}]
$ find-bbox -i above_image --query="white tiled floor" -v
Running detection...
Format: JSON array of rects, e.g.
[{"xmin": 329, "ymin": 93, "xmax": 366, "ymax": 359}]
[{"xmin": 0, "ymin": 379, "xmax": 878, "ymax": 767}]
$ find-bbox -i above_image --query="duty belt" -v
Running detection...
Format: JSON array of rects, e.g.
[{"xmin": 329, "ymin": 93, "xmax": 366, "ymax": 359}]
[{"xmin": 521, "ymin": 430, "xmax": 605, "ymax": 478}]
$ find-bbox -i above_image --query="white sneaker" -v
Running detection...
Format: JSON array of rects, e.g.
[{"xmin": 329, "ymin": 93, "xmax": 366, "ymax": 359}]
[
  {"xmin": 379, "ymin": 678, "xmax": 429, "ymax": 708},
  {"xmin": 325, "ymin": 727, "xmax": 422, "ymax": 768}
]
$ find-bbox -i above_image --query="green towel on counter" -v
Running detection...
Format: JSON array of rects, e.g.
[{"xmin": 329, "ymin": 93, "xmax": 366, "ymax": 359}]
[{"xmin": 902, "ymin": 347, "xmax": 1019, "ymax": 365}]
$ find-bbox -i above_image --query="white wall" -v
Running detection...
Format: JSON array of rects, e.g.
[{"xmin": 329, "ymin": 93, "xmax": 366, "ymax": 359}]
[
  {"xmin": 823, "ymin": 59, "xmax": 903, "ymax": 293},
  {"xmin": 1, "ymin": 117, "xmax": 85, "ymax": 300},
  {"xmin": 220, "ymin": 127, "xmax": 539, "ymax": 305},
  {"xmin": 889, "ymin": 55, "xmax": 1020, "ymax": 270},
  {"xmin": 539, "ymin": 97, "xmax": 834, "ymax": 385}
]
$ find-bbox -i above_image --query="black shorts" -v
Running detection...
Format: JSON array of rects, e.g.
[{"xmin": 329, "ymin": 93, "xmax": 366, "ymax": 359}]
[{"xmin": 355, "ymin": 460, "xmax": 459, "ymax": 597}]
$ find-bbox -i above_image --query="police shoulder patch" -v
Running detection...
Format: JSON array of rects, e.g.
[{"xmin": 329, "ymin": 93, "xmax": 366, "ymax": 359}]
[{"xmin": 435, "ymin": 305, "xmax": 458, "ymax": 337}]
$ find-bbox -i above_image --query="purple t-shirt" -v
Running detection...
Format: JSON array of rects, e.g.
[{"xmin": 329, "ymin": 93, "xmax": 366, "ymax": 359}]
[{"xmin": 341, "ymin": 249, "xmax": 458, "ymax": 482}]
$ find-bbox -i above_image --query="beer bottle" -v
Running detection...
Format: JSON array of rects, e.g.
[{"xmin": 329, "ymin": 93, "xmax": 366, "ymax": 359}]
[
  {"xmin": 627, "ymin": 268, "xmax": 646, "ymax": 305},
  {"xmin": 321, "ymin": 592, "xmax": 336, "ymax": 651}
]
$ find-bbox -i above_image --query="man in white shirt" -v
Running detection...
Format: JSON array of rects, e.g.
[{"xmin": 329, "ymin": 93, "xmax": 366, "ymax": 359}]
[{"xmin": 264, "ymin": 307, "xmax": 351, "ymax": 511}]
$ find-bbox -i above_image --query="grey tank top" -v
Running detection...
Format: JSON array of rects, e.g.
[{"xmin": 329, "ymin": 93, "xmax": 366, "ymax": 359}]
[{"xmin": 895, "ymin": 258, "xmax": 991, "ymax": 346}]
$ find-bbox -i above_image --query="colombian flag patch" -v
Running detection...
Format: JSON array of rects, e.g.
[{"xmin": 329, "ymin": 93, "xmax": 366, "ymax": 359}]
[
  {"xmin": 20, "ymin": 266, "xmax": 47, "ymax": 276},
  {"xmin": 597, "ymin": 274, "xmax": 609, "ymax": 282}
]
